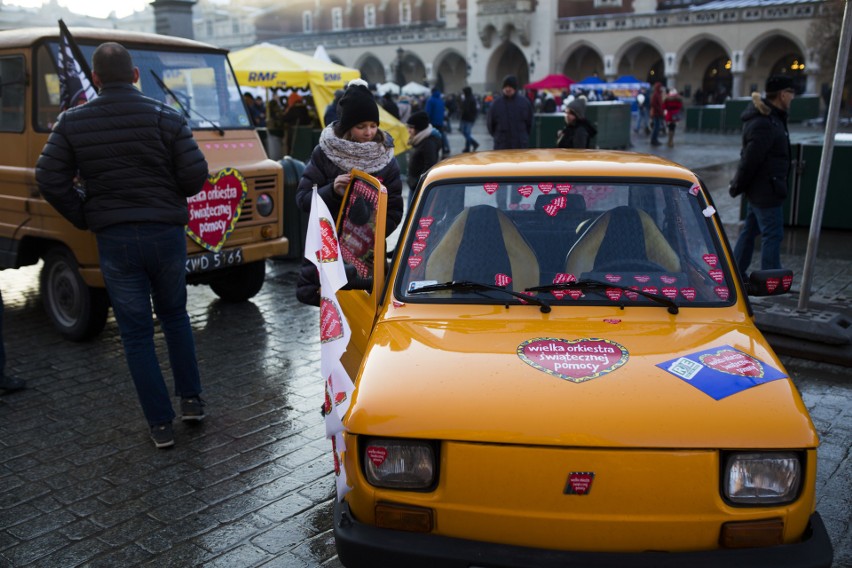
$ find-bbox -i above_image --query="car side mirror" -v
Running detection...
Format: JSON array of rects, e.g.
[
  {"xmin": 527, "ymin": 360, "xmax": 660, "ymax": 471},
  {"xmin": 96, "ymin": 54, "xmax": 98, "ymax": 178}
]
[{"xmin": 747, "ymin": 269, "xmax": 793, "ymax": 296}]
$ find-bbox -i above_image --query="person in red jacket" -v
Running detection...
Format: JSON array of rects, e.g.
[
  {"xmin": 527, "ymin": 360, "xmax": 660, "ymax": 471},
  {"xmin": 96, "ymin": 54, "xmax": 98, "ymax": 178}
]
[
  {"xmin": 663, "ymin": 88, "xmax": 684, "ymax": 147},
  {"xmin": 649, "ymin": 82, "xmax": 665, "ymax": 146}
]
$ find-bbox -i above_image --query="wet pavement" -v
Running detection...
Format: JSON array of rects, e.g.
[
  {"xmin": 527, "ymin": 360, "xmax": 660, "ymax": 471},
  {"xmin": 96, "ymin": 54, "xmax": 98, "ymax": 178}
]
[{"xmin": 0, "ymin": 119, "xmax": 850, "ymax": 567}]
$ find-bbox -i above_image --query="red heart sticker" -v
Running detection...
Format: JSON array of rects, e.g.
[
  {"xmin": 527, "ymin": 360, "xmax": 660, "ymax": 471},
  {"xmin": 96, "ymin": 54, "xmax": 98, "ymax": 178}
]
[
  {"xmin": 556, "ymin": 183, "xmax": 572, "ymax": 195},
  {"xmin": 518, "ymin": 338, "xmax": 628, "ymax": 383},
  {"xmin": 544, "ymin": 204, "xmax": 560, "ymax": 217},
  {"xmin": 662, "ymin": 286, "xmax": 678, "ymax": 299},
  {"xmin": 551, "ymin": 196, "xmax": 567, "ymax": 209},
  {"xmin": 714, "ymin": 286, "xmax": 730, "ymax": 300},
  {"xmin": 765, "ymin": 278, "xmax": 779, "ymax": 293},
  {"xmin": 509, "ymin": 203, "xmax": 519, "ymax": 210},
  {"xmin": 552, "ymin": 290, "xmax": 566, "ymax": 300},
  {"xmin": 315, "ymin": 217, "xmax": 339, "ymax": 263},
  {"xmin": 567, "ymin": 289, "xmax": 584, "ymax": 299},
  {"xmin": 709, "ymin": 269, "xmax": 724, "ymax": 283},
  {"xmin": 416, "ymin": 228, "xmax": 431, "ymax": 241},
  {"xmin": 554, "ymin": 273, "xmax": 577, "ymax": 284},
  {"xmin": 642, "ymin": 286, "xmax": 659, "ymax": 295},
  {"xmin": 699, "ymin": 349, "xmax": 765, "ymax": 378},
  {"xmin": 538, "ymin": 183, "xmax": 553, "ymax": 194},
  {"xmin": 633, "ymin": 275, "xmax": 650, "ymax": 283},
  {"xmin": 484, "ymin": 182, "xmax": 499, "ymax": 195},
  {"xmin": 782, "ymin": 274, "xmax": 793, "ymax": 290},
  {"xmin": 625, "ymin": 287, "xmax": 639, "ymax": 300},
  {"xmin": 419, "ymin": 216, "xmax": 434, "ymax": 228},
  {"xmin": 520, "ymin": 203, "xmax": 531, "ymax": 210},
  {"xmin": 605, "ymin": 274, "xmax": 622, "ymax": 283},
  {"xmin": 186, "ymin": 167, "xmax": 248, "ymax": 252},
  {"xmin": 366, "ymin": 446, "xmax": 388, "ymax": 467},
  {"xmin": 411, "ymin": 241, "xmax": 427, "ymax": 254},
  {"xmin": 566, "ymin": 472, "xmax": 595, "ymax": 495},
  {"xmin": 689, "ymin": 184, "xmax": 700, "ymax": 196},
  {"xmin": 319, "ymin": 297, "xmax": 344, "ymax": 343},
  {"xmin": 605, "ymin": 288, "xmax": 622, "ymax": 301},
  {"xmin": 680, "ymin": 287, "xmax": 696, "ymax": 301},
  {"xmin": 660, "ymin": 275, "xmax": 678, "ymax": 284},
  {"xmin": 702, "ymin": 254, "xmax": 718, "ymax": 268},
  {"xmin": 518, "ymin": 185, "xmax": 534, "ymax": 198},
  {"xmin": 408, "ymin": 255, "xmax": 423, "ymax": 268},
  {"xmin": 495, "ymin": 273, "xmax": 512, "ymax": 287}
]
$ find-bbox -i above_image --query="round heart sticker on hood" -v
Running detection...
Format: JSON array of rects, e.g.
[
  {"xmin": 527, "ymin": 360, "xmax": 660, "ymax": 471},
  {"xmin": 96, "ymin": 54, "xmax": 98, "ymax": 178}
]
[{"xmin": 517, "ymin": 338, "xmax": 629, "ymax": 383}]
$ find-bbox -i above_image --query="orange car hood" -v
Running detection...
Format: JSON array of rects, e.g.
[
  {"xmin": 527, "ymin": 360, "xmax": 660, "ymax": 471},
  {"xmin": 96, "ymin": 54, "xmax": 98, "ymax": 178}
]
[{"xmin": 344, "ymin": 313, "xmax": 817, "ymax": 449}]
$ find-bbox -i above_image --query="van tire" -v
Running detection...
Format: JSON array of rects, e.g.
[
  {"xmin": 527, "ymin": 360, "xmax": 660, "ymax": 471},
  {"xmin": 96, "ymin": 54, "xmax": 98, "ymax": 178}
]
[
  {"xmin": 40, "ymin": 247, "xmax": 109, "ymax": 341},
  {"xmin": 209, "ymin": 261, "xmax": 266, "ymax": 302}
]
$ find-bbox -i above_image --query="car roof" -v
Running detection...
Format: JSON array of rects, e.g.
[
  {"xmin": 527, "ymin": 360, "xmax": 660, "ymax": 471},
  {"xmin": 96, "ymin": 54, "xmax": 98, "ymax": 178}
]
[
  {"xmin": 422, "ymin": 149, "xmax": 700, "ymax": 184},
  {"xmin": 0, "ymin": 27, "xmax": 225, "ymax": 53}
]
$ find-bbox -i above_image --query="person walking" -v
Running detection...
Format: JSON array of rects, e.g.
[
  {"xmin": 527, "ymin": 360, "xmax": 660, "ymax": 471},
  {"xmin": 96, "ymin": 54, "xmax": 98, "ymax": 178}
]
[
  {"xmin": 729, "ymin": 75, "xmax": 796, "ymax": 277},
  {"xmin": 381, "ymin": 91, "xmax": 400, "ymax": 119},
  {"xmin": 294, "ymin": 79, "xmax": 404, "ymax": 306},
  {"xmin": 425, "ymin": 87, "xmax": 450, "ymax": 157},
  {"xmin": 487, "ymin": 74, "xmax": 534, "ymax": 150},
  {"xmin": 0, "ymin": 289, "xmax": 26, "ymax": 393},
  {"xmin": 405, "ymin": 111, "xmax": 443, "ymax": 206},
  {"xmin": 266, "ymin": 89, "xmax": 286, "ymax": 160},
  {"xmin": 634, "ymin": 86, "xmax": 650, "ymax": 135},
  {"xmin": 649, "ymin": 82, "xmax": 665, "ymax": 146},
  {"xmin": 36, "ymin": 42, "xmax": 209, "ymax": 449},
  {"xmin": 459, "ymin": 86, "xmax": 480, "ymax": 152},
  {"xmin": 663, "ymin": 88, "xmax": 684, "ymax": 147},
  {"xmin": 556, "ymin": 96, "xmax": 597, "ymax": 149}
]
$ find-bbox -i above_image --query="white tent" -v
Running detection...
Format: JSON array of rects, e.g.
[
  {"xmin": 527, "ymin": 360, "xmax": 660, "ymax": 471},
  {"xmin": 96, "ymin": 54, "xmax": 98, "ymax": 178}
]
[
  {"xmin": 312, "ymin": 45, "xmax": 332, "ymax": 63},
  {"xmin": 377, "ymin": 81, "xmax": 401, "ymax": 96},
  {"xmin": 401, "ymin": 81, "xmax": 432, "ymax": 96}
]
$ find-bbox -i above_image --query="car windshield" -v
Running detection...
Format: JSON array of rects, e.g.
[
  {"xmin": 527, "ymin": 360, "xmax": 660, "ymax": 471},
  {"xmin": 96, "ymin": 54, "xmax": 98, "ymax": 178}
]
[
  {"xmin": 396, "ymin": 179, "xmax": 735, "ymax": 308},
  {"xmin": 37, "ymin": 41, "xmax": 251, "ymax": 131}
]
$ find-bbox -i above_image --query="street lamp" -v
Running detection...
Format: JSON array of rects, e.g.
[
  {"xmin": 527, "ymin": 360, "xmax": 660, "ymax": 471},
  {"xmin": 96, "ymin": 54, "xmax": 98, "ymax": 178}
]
[{"xmin": 395, "ymin": 47, "xmax": 405, "ymax": 86}]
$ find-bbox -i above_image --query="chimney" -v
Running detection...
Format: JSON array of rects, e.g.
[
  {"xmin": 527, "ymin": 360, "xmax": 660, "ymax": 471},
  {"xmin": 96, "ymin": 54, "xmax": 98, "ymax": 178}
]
[{"xmin": 151, "ymin": 0, "xmax": 197, "ymax": 39}]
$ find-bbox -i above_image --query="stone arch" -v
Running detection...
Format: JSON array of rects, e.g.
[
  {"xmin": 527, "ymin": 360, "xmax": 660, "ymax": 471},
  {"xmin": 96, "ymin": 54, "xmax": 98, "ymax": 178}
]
[
  {"xmin": 559, "ymin": 40, "xmax": 605, "ymax": 82},
  {"xmin": 395, "ymin": 50, "xmax": 427, "ymax": 87},
  {"xmin": 354, "ymin": 53, "xmax": 386, "ymax": 85},
  {"xmin": 743, "ymin": 31, "xmax": 807, "ymax": 94},
  {"xmin": 433, "ymin": 49, "xmax": 467, "ymax": 95},
  {"xmin": 487, "ymin": 42, "xmax": 530, "ymax": 92},
  {"xmin": 677, "ymin": 34, "xmax": 732, "ymax": 103},
  {"xmin": 613, "ymin": 37, "xmax": 663, "ymax": 84}
]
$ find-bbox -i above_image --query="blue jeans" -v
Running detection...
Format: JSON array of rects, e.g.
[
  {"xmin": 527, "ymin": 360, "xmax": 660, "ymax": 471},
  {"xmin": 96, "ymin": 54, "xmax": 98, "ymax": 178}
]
[
  {"xmin": 96, "ymin": 223, "xmax": 202, "ymax": 426},
  {"xmin": 461, "ymin": 120, "xmax": 478, "ymax": 151},
  {"xmin": 634, "ymin": 109, "xmax": 649, "ymax": 133},
  {"xmin": 733, "ymin": 203, "xmax": 784, "ymax": 276},
  {"xmin": 650, "ymin": 116, "xmax": 664, "ymax": 144}
]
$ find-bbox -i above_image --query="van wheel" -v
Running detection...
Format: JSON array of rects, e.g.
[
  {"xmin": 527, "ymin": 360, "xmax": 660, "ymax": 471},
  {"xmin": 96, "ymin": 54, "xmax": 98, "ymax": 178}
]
[
  {"xmin": 40, "ymin": 247, "xmax": 109, "ymax": 341},
  {"xmin": 209, "ymin": 261, "xmax": 266, "ymax": 302}
]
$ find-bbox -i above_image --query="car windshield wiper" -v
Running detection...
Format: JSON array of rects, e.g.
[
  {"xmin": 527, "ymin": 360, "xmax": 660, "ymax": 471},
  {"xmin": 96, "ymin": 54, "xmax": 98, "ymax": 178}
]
[
  {"xmin": 149, "ymin": 70, "xmax": 225, "ymax": 136},
  {"xmin": 526, "ymin": 279, "xmax": 679, "ymax": 314},
  {"xmin": 408, "ymin": 280, "xmax": 552, "ymax": 313}
]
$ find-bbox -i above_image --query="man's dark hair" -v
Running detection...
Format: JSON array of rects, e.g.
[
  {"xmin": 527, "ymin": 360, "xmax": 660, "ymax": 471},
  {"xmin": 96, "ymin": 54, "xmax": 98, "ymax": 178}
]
[{"xmin": 92, "ymin": 42, "xmax": 135, "ymax": 84}]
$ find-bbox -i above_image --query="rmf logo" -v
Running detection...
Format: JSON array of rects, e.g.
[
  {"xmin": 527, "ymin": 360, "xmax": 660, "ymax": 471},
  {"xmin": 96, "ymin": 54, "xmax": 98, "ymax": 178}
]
[{"xmin": 248, "ymin": 72, "xmax": 278, "ymax": 82}]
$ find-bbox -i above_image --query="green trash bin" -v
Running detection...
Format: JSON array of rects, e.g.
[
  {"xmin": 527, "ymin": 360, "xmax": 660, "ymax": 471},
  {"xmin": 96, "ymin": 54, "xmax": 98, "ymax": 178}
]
[
  {"xmin": 277, "ymin": 156, "xmax": 308, "ymax": 260},
  {"xmin": 700, "ymin": 105, "xmax": 725, "ymax": 131},
  {"xmin": 530, "ymin": 113, "xmax": 565, "ymax": 148},
  {"xmin": 288, "ymin": 125, "xmax": 319, "ymax": 162},
  {"xmin": 789, "ymin": 140, "xmax": 852, "ymax": 229},
  {"xmin": 686, "ymin": 106, "xmax": 703, "ymax": 132},
  {"xmin": 724, "ymin": 98, "xmax": 751, "ymax": 132},
  {"xmin": 789, "ymin": 95, "xmax": 820, "ymax": 123},
  {"xmin": 585, "ymin": 101, "xmax": 631, "ymax": 149}
]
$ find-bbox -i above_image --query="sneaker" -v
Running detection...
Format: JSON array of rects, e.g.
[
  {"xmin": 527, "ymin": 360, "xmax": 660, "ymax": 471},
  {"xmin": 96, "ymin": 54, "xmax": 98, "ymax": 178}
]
[
  {"xmin": 180, "ymin": 397, "xmax": 205, "ymax": 422},
  {"xmin": 150, "ymin": 423, "xmax": 175, "ymax": 449}
]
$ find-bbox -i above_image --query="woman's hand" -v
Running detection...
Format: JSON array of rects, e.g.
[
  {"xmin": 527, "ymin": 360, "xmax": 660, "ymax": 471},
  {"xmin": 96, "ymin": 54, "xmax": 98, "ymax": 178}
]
[{"xmin": 334, "ymin": 173, "xmax": 351, "ymax": 196}]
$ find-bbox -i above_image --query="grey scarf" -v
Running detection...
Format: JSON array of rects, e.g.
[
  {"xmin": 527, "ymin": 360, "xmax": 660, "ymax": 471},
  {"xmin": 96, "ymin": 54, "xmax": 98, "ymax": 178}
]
[{"xmin": 319, "ymin": 125, "xmax": 394, "ymax": 173}]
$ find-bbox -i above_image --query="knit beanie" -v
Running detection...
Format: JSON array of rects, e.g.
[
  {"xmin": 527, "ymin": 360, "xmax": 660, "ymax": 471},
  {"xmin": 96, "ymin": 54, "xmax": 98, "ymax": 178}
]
[
  {"xmin": 502, "ymin": 75, "xmax": 519, "ymax": 90},
  {"xmin": 406, "ymin": 110, "xmax": 430, "ymax": 133},
  {"xmin": 765, "ymin": 75, "xmax": 794, "ymax": 94},
  {"xmin": 567, "ymin": 96, "xmax": 586, "ymax": 119},
  {"xmin": 337, "ymin": 79, "xmax": 380, "ymax": 134}
]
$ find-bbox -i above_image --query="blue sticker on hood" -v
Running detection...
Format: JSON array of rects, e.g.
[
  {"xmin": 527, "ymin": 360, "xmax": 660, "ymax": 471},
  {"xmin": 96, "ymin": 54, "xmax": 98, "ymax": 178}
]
[{"xmin": 657, "ymin": 344, "xmax": 787, "ymax": 400}]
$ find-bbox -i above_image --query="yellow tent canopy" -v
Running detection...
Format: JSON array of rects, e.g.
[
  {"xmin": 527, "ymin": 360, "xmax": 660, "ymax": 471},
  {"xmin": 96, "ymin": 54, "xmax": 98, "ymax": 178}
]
[{"xmin": 229, "ymin": 43, "xmax": 408, "ymax": 154}]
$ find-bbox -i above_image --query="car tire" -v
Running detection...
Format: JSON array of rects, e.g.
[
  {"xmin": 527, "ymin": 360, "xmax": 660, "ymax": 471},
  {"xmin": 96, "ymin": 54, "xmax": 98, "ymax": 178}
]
[
  {"xmin": 209, "ymin": 261, "xmax": 266, "ymax": 302},
  {"xmin": 40, "ymin": 246, "xmax": 109, "ymax": 341}
]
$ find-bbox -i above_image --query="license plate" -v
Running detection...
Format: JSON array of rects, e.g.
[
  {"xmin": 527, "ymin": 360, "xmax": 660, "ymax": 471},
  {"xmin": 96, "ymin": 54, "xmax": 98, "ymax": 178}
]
[{"xmin": 186, "ymin": 247, "xmax": 243, "ymax": 274}]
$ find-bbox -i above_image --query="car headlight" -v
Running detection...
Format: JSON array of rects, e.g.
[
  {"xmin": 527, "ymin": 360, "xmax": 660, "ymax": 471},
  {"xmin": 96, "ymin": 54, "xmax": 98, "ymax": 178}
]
[
  {"xmin": 362, "ymin": 438, "xmax": 436, "ymax": 490},
  {"xmin": 723, "ymin": 452, "xmax": 801, "ymax": 505},
  {"xmin": 255, "ymin": 193, "xmax": 274, "ymax": 217}
]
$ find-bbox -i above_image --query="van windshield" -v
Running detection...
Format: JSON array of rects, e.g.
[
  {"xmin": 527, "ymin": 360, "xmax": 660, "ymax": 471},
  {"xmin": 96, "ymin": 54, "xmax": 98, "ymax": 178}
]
[{"xmin": 37, "ymin": 42, "xmax": 251, "ymax": 131}]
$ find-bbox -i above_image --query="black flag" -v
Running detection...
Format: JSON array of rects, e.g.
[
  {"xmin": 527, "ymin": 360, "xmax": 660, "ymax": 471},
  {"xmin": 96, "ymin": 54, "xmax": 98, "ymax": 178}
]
[{"xmin": 57, "ymin": 19, "xmax": 97, "ymax": 111}]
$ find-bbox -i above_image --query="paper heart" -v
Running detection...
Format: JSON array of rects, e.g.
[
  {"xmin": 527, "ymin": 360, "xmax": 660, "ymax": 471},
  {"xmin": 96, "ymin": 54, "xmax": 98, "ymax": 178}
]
[
  {"xmin": 518, "ymin": 185, "xmax": 534, "ymax": 198},
  {"xmin": 517, "ymin": 338, "xmax": 628, "ymax": 383},
  {"xmin": 538, "ymin": 183, "xmax": 553, "ymax": 194},
  {"xmin": 520, "ymin": 203, "xmax": 531, "ymax": 210},
  {"xmin": 495, "ymin": 273, "xmax": 512, "ymax": 287},
  {"xmin": 416, "ymin": 228, "xmax": 431, "ymax": 241},
  {"xmin": 186, "ymin": 167, "xmax": 248, "ymax": 252},
  {"xmin": 408, "ymin": 255, "xmax": 423, "ymax": 268},
  {"xmin": 605, "ymin": 288, "xmax": 622, "ymax": 301},
  {"xmin": 544, "ymin": 204, "xmax": 560, "ymax": 217},
  {"xmin": 714, "ymin": 286, "xmax": 730, "ymax": 300},
  {"xmin": 319, "ymin": 297, "xmax": 344, "ymax": 343},
  {"xmin": 642, "ymin": 286, "xmax": 659, "ymax": 295},
  {"xmin": 605, "ymin": 274, "xmax": 622, "ymax": 283},
  {"xmin": 567, "ymin": 289, "xmax": 584, "ymax": 299},
  {"xmin": 411, "ymin": 241, "xmax": 427, "ymax": 254},
  {"xmin": 556, "ymin": 183, "xmax": 572, "ymax": 195},
  {"xmin": 551, "ymin": 196, "xmax": 567, "ymax": 209},
  {"xmin": 680, "ymin": 287, "xmax": 696, "ymax": 300},
  {"xmin": 625, "ymin": 287, "xmax": 639, "ymax": 301},
  {"xmin": 660, "ymin": 275, "xmax": 678, "ymax": 284},
  {"xmin": 709, "ymin": 269, "xmax": 724, "ymax": 283},
  {"xmin": 366, "ymin": 446, "xmax": 388, "ymax": 467},
  {"xmin": 566, "ymin": 472, "xmax": 595, "ymax": 495},
  {"xmin": 552, "ymin": 290, "xmax": 566, "ymax": 300},
  {"xmin": 484, "ymin": 182, "xmax": 499, "ymax": 195},
  {"xmin": 315, "ymin": 217, "xmax": 339, "ymax": 263},
  {"xmin": 662, "ymin": 286, "xmax": 678, "ymax": 299},
  {"xmin": 554, "ymin": 273, "xmax": 576, "ymax": 284},
  {"xmin": 634, "ymin": 275, "xmax": 650, "ymax": 283},
  {"xmin": 702, "ymin": 254, "xmax": 718, "ymax": 268},
  {"xmin": 782, "ymin": 274, "xmax": 793, "ymax": 290},
  {"xmin": 765, "ymin": 277, "xmax": 779, "ymax": 293},
  {"xmin": 419, "ymin": 216, "xmax": 434, "ymax": 228},
  {"xmin": 699, "ymin": 349, "xmax": 765, "ymax": 378}
]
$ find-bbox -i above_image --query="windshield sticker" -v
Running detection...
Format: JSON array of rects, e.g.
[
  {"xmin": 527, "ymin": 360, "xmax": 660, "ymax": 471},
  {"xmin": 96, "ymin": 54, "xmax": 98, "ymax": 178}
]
[
  {"xmin": 709, "ymin": 269, "xmax": 724, "ymax": 283},
  {"xmin": 518, "ymin": 185, "xmax": 534, "ymax": 198},
  {"xmin": 703, "ymin": 205, "xmax": 717, "ymax": 217},
  {"xmin": 662, "ymin": 287, "xmax": 678, "ymax": 299},
  {"xmin": 680, "ymin": 287, "xmax": 696, "ymax": 300},
  {"xmin": 625, "ymin": 287, "xmax": 639, "ymax": 301},
  {"xmin": 415, "ymin": 227, "xmax": 430, "ymax": 241},
  {"xmin": 484, "ymin": 182, "xmax": 499, "ymax": 195},
  {"xmin": 419, "ymin": 216, "xmax": 434, "ymax": 228},
  {"xmin": 661, "ymin": 275, "xmax": 678, "ymax": 284},
  {"xmin": 605, "ymin": 274, "xmax": 622, "ymax": 283},
  {"xmin": 633, "ymin": 275, "xmax": 651, "ymax": 283},
  {"xmin": 658, "ymin": 345, "xmax": 787, "ymax": 400},
  {"xmin": 554, "ymin": 273, "xmax": 577, "ymax": 284},
  {"xmin": 518, "ymin": 338, "xmax": 629, "ymax": 383},
  {"xmin": 539, "ymin": 182, "xmax": 554, "ymax": 194},
  {"xmin": 556, "ymin": 183, "xmax": 572, "ymax": 195},
  {"xmin": 689, "ymin": 184, "xmax": 700, "ymax": 196},
  {"xmin": 408, "ymin": 255, "xmax": 423, "ymax": 268},
  {"xmin": 605, "ymin": 288, "xmax": 623, "ymax": 301},
  {"xmin": 411, "ymin": 241, "xmax": 427, "ymax": 254},
  {"xmin": 702, "ymin": 254, "xmax": 718, "ymax": 268},
  {"xmin": 714, "ymin": 286, "xmax": 730, "ymax": 300},
  {"xmin": 495, "ymin": 273, "xmax": 512, "ymax": 287}
]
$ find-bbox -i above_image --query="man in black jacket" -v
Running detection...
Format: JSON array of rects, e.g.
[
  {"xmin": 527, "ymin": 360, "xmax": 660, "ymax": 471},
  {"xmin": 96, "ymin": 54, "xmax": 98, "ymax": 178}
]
[
  {"xmin": 36, "ymin": 42, "xmax": 210, "ymax": 449},
  {"xmin": 729, "ymin": 75, "xmax": 795, "ymax": 277}
]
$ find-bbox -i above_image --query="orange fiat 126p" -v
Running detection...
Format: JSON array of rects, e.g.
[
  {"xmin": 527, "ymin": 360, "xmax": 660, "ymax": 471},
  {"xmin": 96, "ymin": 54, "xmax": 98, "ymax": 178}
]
[{"xmin": 331, "ymin": 149, "xmax": 834, "ymax": 568}]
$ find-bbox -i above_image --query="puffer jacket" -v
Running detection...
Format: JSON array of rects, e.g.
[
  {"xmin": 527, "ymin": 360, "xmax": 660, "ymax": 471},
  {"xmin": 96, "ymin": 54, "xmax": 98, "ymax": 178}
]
[
  {"xmin": 729, "ymin": 93, "xmax": 791, "ymax": 208},
  {"xmin": 36, "ymin": 83, "xmax": 208, "ymax": 232},
  {"xmin": 487, "ymin": 93, "xmax": 533, "ymax": 149}
]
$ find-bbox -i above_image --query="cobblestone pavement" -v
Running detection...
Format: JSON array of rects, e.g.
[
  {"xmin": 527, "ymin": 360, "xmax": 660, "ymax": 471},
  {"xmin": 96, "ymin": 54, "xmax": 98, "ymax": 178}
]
[{"xmin": 0, "ymin": 119, "xmax": 849, "ymax": 567}]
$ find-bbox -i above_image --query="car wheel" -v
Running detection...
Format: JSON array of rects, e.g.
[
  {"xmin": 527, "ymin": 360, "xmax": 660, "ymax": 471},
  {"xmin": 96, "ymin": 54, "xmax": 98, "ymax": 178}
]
[
  {"xmin": 40, "ymin": 247, "xmax": 109, "ymax": 341},
  {"xmin": 209, "ymin": 261, "xmax": 266, "ymax": 302}
]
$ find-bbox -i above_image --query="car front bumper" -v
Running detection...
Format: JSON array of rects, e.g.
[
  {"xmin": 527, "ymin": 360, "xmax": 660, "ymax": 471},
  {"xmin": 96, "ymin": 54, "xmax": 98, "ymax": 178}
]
[{"xmin": 333, "ymin": 500, "xmax": 833, "ymax": 568}]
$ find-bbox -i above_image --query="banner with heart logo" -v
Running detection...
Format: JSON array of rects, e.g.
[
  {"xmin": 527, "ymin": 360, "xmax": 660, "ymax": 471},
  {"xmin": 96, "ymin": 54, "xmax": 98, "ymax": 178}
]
[
  {"xmin": 186, "ymin": 168, "xmax": 248, "ymax": 252},
  {"xmin": 517, "ymin": 337, "xmax": 629, "ymax": 383},
  {"xmin": 657, "ymin": 344, "xmax": 786, "ymax": 400}
]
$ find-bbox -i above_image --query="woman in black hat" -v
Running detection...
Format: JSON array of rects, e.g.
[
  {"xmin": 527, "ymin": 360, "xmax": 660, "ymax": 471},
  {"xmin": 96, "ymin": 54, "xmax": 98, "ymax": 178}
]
[
  {"xmin": 405, "ymin": 110, "xmax": 443, "ymax": 207},
  {"xmin": 294, "ymin": 79, "xmax": 404, "ymax": 306}
]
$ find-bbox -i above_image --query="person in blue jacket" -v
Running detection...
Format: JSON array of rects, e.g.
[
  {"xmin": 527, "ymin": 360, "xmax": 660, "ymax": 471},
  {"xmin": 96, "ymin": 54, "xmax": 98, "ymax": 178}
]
[{"xmin": 425, "ymin": 87, "xmax": 450, "ymax": 157}]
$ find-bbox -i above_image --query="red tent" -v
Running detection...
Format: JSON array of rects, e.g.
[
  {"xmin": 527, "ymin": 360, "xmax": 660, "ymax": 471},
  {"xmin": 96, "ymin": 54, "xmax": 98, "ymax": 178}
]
[{"xmin": 525, "ymin": 74, "xmax": 574, "ymax": 90}]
